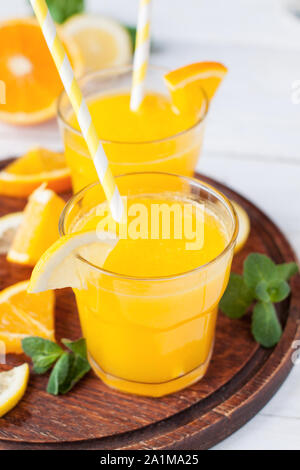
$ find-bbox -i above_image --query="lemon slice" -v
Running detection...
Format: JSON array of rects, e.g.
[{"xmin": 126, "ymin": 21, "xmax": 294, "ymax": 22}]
[
  {"xmin": 62, "ymin": 14, "xmax": 132, "ymax": 73},
  {"xmin": 231, "ymin": 201, "xmax": 251, "ymax": 253},
  {"xmin": 0, "ymin": 212, "xmax": 23, "ymax": 254},
  {"xmin": 29, "ymin": 231, "xmax": 118, "ymax": 293},
  {"xmin": 0, "ymin": 364, "xmax": 29, "ymax": 418}
]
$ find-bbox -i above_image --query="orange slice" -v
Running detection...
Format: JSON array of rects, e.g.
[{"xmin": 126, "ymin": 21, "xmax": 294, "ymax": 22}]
[
  {"xmin": 0, "ymin": 147, "xmax": 71, "ymax": 197},
  {"xmin": 7, "ymin": 185, "xmax": 65, "ymax": 266},
  {"xmin": 0, "ymin": 18, "xmax": 83, "ymax": 125},
  {"xmin": 0, "ymin": 280, "xmax": 55, "ymax": 354},
  {"xmin": 164, "ymin": 62, "xmax": 227, "ymax": 115}
]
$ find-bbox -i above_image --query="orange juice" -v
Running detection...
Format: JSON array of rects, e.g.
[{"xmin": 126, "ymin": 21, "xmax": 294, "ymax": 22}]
[
  {"xmin": 61, "ymin": 174, "xmax": 237, "ymax": 396},
  {"xmin": 58, "ymin": 67, "xmax": 207, "ymax": 193}
]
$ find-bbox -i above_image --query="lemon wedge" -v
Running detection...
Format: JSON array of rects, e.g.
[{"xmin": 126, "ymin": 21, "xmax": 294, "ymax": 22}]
[
  {"xmin": 29, "ymin": 232, "xmax": 118, "ymax": 293},
  {"xmin": 232, "ymin": 201, "xmax": 251, "ymax": 253},
  {"xmin": 0, "ymin": 364, "xmax": 29, "ymax": 418}
]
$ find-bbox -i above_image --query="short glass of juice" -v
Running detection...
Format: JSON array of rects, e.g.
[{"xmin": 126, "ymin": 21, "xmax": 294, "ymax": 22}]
[
  {"xmin": 59, "ymin": 172, "xmax": 238, "ymax": 397},
  {"xmin": 58, "ymin": 65, "xmax": 208, "ymax": 193}
]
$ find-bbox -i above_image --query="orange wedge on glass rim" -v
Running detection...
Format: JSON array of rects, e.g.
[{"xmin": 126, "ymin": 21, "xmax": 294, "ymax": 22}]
[
  {"xmin": 0, "ymin": 147, "xmax": 71, "ymax": 197},
  {"xmin": 164, "ymin": 61, "xmax": 227, "ymax": 115},
  {"xmin": 0, "ymin": 18, "xmax": 83, "ymax": 126},
  {"xmin": 0, "ymin": 280, "xmax": 55, "ymax": 354}
]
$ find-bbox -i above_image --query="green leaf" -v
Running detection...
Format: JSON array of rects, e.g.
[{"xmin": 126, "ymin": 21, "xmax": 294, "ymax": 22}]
[
  {"xmin": 22, "ymin": 337, "xmax": 63, "ymax": 374},
  {"xmin": 45, "ymin": 0, "xmax": 85, "ymax": 24},
  {"xmin": 244, "ymin": 253, "xmax": 277, "ymax": 290},
  {"xmin": 255, "ymin": 281, "xmax": 271, "ymax": 302},
  {"xmin": 275, "ymin": 262, "xmax": 299, "ymax": 281},
  {"xmin": 220, "ymin": 273, "xmax": 254, "ymax": 319},
  {"xmin": 255, "ymin": 279, "xmax": 290, "ymax": 304},
  {"xmin": 46, "ymin": 338, "xmax": 90, "ymax": 395},
  {"xmin": 32, "ymin": 355, "xmax": 62, "ymax": 375},
  {"xmin": 61, "ymin": 338, "xmax": 88, "ymax": 359},
  {"xmin": 59, "ymin": 355, "xmax": 91, "ymax": 395},
  {"xmin": 251, "ymin": 302, "xmax": 282, "ymax": 348},
  {"xmin": 267, "ymin": 279, "xmax": 290, "ymax": 303},
  {"xmin": 47, "ymin": 352, "xmax": 72, "ymax": 395},
  {"xmin": 125, "ymin": 25, "xmax": 137, "ymax": 51}
]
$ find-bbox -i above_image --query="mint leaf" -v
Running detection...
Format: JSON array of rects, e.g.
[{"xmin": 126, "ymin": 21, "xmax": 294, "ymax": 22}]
[
  {"xmin": 255, "ymin": 281, "xmax": 271, "ymax": 302},
  {"xmin": 220, "ymin": 273, "xmax": 254, "ymax": 319},
  {"xmin": 47, "ymin": 352, "xmax": 72, "ymax": 395},
  {"xmin": 251, "ymin": 302, "xmax": 282, "ymax": 348},
  {"xmin": 59, "ymin": 354, "xmax": 90, "ymax": 394},
  {"xmin": 125, "ymin": 25, "xmax": 137, "ymax": 51},
  {"xmin": 275, "ymin": 262, "xmax": 299, "ymax": 281},
  {"xmin": 45, "ymin": 0, "xmax": 85, "ymax": 24},
  {"xmin": 31, "ymin": 355, "xmax": 62, "ymax": 375},
  {"xmin": 244, "ymin": 253, "xmax": 277, "ymax": 290},
  {"xmin": 62, "ymin": 338, "xmax": 88, "ymax": 359},
  {"xmin": 267, "ymin": 279, "xmax": 290, "ymax": 303},
  {"xmin": 22, "ymin": 337, "xmax": 63, "ymax": 374},
  {"xmin": 46, "ymin": 338, "xmax": 90, "ymax": 395},
  {"xmin": 255, "ymin": 279, "xmax": 290, "ymax": 303}
]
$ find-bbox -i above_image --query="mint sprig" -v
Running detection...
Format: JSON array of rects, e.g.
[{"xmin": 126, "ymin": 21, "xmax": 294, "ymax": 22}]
[
  {"xmin": 22, "ymin": 336, "xmax": 91, "ymax": 395},
  {"xmin": 220, "ymin": 253, "xmax": 298, "ymax": 348}
]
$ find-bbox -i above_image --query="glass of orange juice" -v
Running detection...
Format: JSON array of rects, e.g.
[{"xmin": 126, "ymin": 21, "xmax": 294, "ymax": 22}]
[
  {"xmin": 58, "ymin": 65, "xmax": 208, "ymax": 193},
  {"xmin": 59, "ymin": 172, "xmax": 238, "ymax": 396}
]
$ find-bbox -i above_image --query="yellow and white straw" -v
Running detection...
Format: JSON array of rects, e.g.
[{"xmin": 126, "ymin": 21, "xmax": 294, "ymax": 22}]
[
  {"xmin": 30, "ymin": 0, "xmax": 123, "ymax": 222},
  {"xmin": 130, "ymin": 0, "xmax": 152, "ymax": 111}
]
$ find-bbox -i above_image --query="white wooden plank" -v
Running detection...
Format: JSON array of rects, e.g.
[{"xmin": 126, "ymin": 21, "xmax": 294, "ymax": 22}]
[
  {"xmin": 198, "ymin": 152, "xmax": 300, "ymax": 249},
  {"xmin": 213, "ymin": 413, "xmax": 300, "ymax": 450},
  {"xmin": 87, "ymin": 0, "xmax": 300, "ymax": 48}
]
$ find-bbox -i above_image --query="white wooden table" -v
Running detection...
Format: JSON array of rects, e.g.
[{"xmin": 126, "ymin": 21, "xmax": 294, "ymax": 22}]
[{"xmin": 2, "ymin": 0, "xmax": 300, "ymax": 450}]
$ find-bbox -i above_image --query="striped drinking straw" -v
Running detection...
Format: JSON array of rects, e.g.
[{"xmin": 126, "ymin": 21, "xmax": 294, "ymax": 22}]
[
  {"xmin": 29, "ymin": 0, "xmax": 123, "ymax": 222},
  {"xmin": 130, "ymin": 0, "xmax": 152, "ymax": 111}
]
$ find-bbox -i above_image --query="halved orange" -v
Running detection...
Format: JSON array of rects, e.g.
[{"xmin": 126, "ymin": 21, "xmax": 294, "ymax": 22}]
[
  {"xmin": 0, "ymin": 18, "xmax": 83, "ymax": 125},
  {"xmin": 0, "ymin": 280, "xmax": 55, "ymax": 354},
  {"xmin": 0, "ymin": 147, "xmax": 71, "ymax": 197},
  {"xmin": 164, "ymin": 62, "xmax": 227, "ymax": 115}
]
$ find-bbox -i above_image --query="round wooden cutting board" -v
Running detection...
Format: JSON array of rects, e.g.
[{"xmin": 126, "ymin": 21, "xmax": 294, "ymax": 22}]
[{"xmin": 0, "ymin": 160, "xmax": 299, "ymax": 450}]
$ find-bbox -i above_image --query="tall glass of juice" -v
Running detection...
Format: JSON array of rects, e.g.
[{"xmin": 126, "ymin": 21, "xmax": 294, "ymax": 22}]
[
  {"xmin": 59, "ymin": 172, "xmax": 238, "ymax": 397},
  {"xmin": 58, "ymin": 65, "xmax": 208, "ymax": 193}
]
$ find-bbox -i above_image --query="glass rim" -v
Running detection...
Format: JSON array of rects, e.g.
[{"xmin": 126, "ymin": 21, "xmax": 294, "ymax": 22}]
[
  {"xmin": 59, "ymin": 172, "xmax": 238, "ymax": 282},
  {"xmin": 57, "ymin": 64, "xmax": 209, "ymax": 146}
]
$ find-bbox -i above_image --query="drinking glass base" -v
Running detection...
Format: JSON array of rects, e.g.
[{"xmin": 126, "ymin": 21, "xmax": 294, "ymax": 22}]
[{"xmin": 88, "ymin": 347, "xmax": 213, "ymax": 397}]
